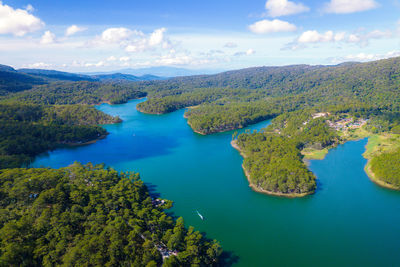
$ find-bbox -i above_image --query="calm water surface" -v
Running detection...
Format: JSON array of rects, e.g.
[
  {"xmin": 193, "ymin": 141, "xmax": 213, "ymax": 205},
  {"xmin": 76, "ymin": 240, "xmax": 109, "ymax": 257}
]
[{"xmin": 33, "ymin": 98, "xmax": 400, "ymax": 266}]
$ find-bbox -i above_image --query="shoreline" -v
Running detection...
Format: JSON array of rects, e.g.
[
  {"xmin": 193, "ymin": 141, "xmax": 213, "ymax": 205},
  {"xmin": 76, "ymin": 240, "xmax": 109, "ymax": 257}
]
[
  {"xmin": 231, "ymin": 140, "xmax": 313, "ymax": 198},
  {"xmin": 361, "ymin": 134, "xmax": 400, "ymax": 191},
  {"xmin": 364, "ymin": 158, "xmax": 400, "ymax": 191},
  {"xmin": 60, "ymin": 134, "xmax": 108, "ymax": 147},
  {"xmin": 186, "ymin": 119, "xmax": 206, "ymax": 135}
]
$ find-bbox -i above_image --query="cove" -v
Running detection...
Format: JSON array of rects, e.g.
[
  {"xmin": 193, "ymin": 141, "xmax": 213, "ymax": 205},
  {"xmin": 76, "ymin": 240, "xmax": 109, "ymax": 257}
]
[{"xmin": 33, "ymin": 98, "xmax": 400, "ymax": 266}]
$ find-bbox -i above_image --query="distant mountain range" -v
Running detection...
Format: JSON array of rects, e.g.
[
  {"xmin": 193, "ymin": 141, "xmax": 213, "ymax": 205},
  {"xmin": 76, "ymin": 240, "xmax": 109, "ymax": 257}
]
[
  {"xmin": 93, "ymin": 73, "xmax": 164, "ymax": 81},
  {"xmin": 0, "ymin": 64, "xmax": 165, "ymax": 94},
  {"xmin": 83, "ymin": 66, "xmax": 223, "ymax": 77}
]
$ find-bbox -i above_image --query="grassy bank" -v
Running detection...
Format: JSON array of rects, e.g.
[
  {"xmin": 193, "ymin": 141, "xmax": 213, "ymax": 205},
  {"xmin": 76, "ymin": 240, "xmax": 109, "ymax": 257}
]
[{"xmin": 362, "ymin": 133, "xmax": 400, "ymax": 190}]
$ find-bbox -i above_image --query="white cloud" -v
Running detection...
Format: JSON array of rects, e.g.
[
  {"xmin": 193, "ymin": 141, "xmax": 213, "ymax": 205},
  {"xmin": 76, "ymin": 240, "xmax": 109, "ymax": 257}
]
[
  {"xmin": 334, "ymin": 31, "xmax": 346, "ymax": 41},
  {"xmin": 265, "ymin": 0, "xmax": 309, "ymax": 17},
  {"xmin": 324, "ymin": 0, "xmax": 378, "ymax": 14},
  {"xmin": 119, "ymin": 56, "xmax": 130, "ymax": 62},
  {"xmin": 23, "ymin": 62, "xmax": 52, "ymax": 68},
  {"xmin": 224, "ymin": 42, "xmax": 237, "ymax": 48},
  {"xmin": 234, "ymin": 49, "xmax": 256, "ymax": 56},
  {"xmin": 156, "ymin": 53, "xmax": 193, "ymax": 65},
  {"xmin": 100, "ymin": 27, "xmax": 134, "ymax": 43},
  {"xmin": 148, "ymin": 27, "xmax": 166, "ymax": 46},
  {"xmin": 125, "ymin": 28, "xmax": 172, "ymax": 53},
  {"xmin": 335, "ymin": 51, "xmax": 400, "ymax": 63},
  {"xmin": 84, "ymin": 60, "xmax": 107, "ymax": 67},
  {"xmin": 87, "ymin": 27, "xmax": 172, "ymax": 53},
  {"xmin": 24, "ymin": 4, "xmax": 34, "ymax": 12},
  {"xmin": 0, "ymin": 1, "xmax": 44, "ymax": 36},
  {"xmin": 249, "ymin": 19, "xmax": 297, "ymax": 34},
  {"xmin": 288, "ymin": 29, "xmax": 392, "ymax": 49},
  {"xmin": 106, "ymin": 56, "xmax": 117, "ymax": 61},
  {"xmin": 347, "ymin": 34, "xmax": 361, "ymax": 43},
  {"xmin": 65, "ymin": 25, "xmax": 86, "ymax": 36},
  {"xmin": 344, "ymin": 52, "xmax": 376, "ymax": 61},
  {"xmin": 298, "ymin": 30, "xmax": 335, "ymax": 43},
  {"xmin": 246, "ymin": 48, "xmax": 256, "ymax": 55},
  {"xmin": 40, "ymin": 30, "xmax": 56, "ymax": 44},
  {"xmin": 347, "ymin": 30, "xmax": 391, "ymax": 46}
]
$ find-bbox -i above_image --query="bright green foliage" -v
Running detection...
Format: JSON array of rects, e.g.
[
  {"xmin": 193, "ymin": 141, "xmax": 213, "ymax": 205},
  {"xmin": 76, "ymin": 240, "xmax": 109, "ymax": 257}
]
[
  {"xmin": 370, "ymin": 148, "xmax": 400, "ymax": 187},
  {"xmin": 235, "ymin": 110, "xmax": 339, "ymax": 195},
  {"xmin": 0, "ymin": 163, "xmax": 223, "ymax": 266},
  {"xmin": 131, "ymin": 57, "xmax": 400, "ymax": 134},
  {"xmin": 137, "ymin": 88, "xmax": 252, "ymax": 114}
]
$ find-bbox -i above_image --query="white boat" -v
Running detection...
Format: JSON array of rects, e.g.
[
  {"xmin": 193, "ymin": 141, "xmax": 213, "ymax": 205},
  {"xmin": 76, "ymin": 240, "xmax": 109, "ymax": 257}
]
[{"xmin": 196, "ymin": 210, "xmax": 204, "ymax": 220}]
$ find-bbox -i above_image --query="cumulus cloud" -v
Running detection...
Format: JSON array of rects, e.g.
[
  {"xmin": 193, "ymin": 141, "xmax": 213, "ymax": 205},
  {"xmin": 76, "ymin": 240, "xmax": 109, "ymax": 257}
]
[
  {"xmin": 65, "ymin": 25, "xmax": 86, "ymax": 36},
  {"xmin": 297, "ymin": 30, "xmax": 336, "ymax": 43},
  {"xmin": 148, "ymin": 28, "xmax": 166, "ymax": 46},
  {"xmin": 125, "ymin": 28, "xmax": 172, "ymax": 53},
  {"xmin": 324, "ymin": 0, "xmax": 378, "ymax": 14},
  {"xmin": 40, "ymin": 30, "xmax": 56, "ymax": 44},
  {"xmin": 88, "ymin": 27, "xmax": 172, "ymax": 53},
  {"xmin": 265, "ymin": 0, "xmax": 309, "ymax": 17},
  {"xmin": 224, "ymin": 42, "xmax": 238, "ymax": 48},
  {"xmin": 100, "ymin": 27, "xmax": 135, "ymax": 43},
  {"xmin": 287, "ymin": 29, "xmax": 392, "ymax": 49},
  {"xmin": 249, "ymin": 19, "xmax": 297, "ymax": 34},
  {"xmin": 0, "ymin": 1, "xmax": 44, "ymax": 36}
]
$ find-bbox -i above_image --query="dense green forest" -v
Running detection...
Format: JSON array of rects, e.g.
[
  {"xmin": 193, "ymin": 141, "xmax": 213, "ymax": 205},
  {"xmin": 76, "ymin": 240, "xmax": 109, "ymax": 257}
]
[
  {"xmin": 370, "ymin": 147, "xmax": 400, "ymax": 188},
  {"xmin": 0, "ymin": 65, "xmax": 226, "ymax": 266},
  {"xmin": 234, "ymin": 110, "xmax": 339, "ymax": 195},
  {"xmin": 2, "ymin": 81, "xmax": 146, "ymax": 105},
  {"xmin": 1, "ymin": 58, "xmax": 400, "ymax": 194},
  {"xmin": 0, "ymin": 163, "xmax": 223, "ymax": 266},
  {"xmin": 131, "ymin": 57, "xmax": 400, "ymax": 134},
  {"xmin": 0, "ymin": 103, "xmax": 120, "ymax": 169}
]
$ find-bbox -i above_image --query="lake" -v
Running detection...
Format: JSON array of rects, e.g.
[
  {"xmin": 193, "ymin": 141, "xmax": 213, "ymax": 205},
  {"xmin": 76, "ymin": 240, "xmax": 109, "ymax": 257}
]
[{"xmin": 33, "ymin": 98, "xmax": 400, "ymax": 266}]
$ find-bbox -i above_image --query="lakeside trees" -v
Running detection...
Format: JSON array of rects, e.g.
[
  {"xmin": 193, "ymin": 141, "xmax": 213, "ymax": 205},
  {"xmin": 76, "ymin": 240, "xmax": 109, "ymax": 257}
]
[
  {"xmin": 234, "ymin": 110, "xmax": 339, "ymax": 195},
  {"xmin": 0, "ymin": 104, "xmax": 120, "ymax": 169},
  {"xmin": 370, "ymin": 147, "xmax": 400, "ymax": 188},
  {"xmin": 0, "ymin": 163, "xmax": 223, "ymax": 266}
]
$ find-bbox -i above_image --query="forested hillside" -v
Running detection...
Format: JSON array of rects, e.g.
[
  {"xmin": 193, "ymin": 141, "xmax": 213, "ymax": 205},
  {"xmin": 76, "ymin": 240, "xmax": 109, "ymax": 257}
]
[
  {"xmin": 0, "ymin": 104, "xmax": 120, "ymax": 169},
  {"xmin": 136, "ymin": 57, "xmax": 400, "ymax": 134},
  {"xmin": 2, "ymin": 81, "xmax": 146, "ymax": 105},
  {"xmin": 0, "ymin": 163, "xmax": 223, "ymax": 266},
  {"xmin": 18, "ymin": 68, "xmax": 96, "ymax": 82},
  {"xmin": 1, "ymin": 57, "xmax": 400, "ymax": 196},
  {"xmin": 234, "ymin": 109, "xmax": 339, "ymax": 196},
  {"xmin": 0, "ymin": 69, "xmax": 46, "ymax": 95}
]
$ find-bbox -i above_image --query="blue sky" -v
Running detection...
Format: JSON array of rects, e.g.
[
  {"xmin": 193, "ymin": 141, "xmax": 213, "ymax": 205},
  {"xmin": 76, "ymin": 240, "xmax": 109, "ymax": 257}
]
[{"xmin": 1, "ymin": 0, "xmax": 400, "ymax": 71}]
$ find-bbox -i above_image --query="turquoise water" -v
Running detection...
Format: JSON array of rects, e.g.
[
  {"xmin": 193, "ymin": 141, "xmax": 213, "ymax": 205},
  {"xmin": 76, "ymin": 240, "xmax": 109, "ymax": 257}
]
[{"xmin": 33, "ymin": 99, "xmax": 400, "ymax": 266}]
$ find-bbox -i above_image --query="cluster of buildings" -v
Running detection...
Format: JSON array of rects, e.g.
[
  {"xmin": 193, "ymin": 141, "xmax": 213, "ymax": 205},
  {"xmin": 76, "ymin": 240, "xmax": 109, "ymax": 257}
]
[{"xmin": 327, "ymin": 117, "xmax": 367, "ymax": 131}]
